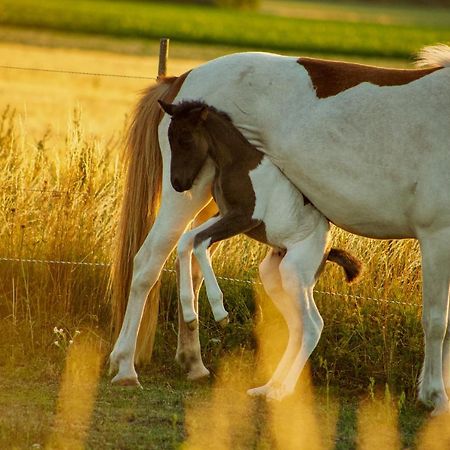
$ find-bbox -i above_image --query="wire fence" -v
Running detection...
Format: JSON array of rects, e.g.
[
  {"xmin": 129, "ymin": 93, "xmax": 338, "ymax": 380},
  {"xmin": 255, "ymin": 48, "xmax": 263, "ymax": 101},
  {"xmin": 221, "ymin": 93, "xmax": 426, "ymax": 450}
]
[
  {"xmin": 0, "ymin": 256, "xmax": 419, "ymax": 308},
  {"xmin": 0, "ymin": 64, "xmax": 157, "ymax": 81},
  {"xmin": 0, "ymin": 59, "xmax": 420, "ymax": 310}
]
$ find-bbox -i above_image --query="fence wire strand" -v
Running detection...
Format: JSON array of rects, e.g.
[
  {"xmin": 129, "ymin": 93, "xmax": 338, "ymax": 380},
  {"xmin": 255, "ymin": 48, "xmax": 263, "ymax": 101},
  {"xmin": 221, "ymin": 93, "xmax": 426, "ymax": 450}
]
[
  {"xmin": 0, "ymin": 256, "xmax": 418, "ymax": 308},
  {"xmin": 0, "ymin": 64, "xmax": 157, "ymax": 80}
]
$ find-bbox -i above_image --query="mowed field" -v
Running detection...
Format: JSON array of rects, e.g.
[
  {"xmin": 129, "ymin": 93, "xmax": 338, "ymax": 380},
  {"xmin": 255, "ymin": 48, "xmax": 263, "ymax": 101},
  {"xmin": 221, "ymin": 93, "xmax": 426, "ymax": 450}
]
[{"xmin": 1, "ymin": 0, "xmax": 450, "ymax": 448}]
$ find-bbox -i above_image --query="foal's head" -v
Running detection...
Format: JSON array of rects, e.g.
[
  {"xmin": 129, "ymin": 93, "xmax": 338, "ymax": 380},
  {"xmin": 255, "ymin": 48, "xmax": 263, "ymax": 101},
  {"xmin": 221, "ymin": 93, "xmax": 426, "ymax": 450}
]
[{"xmin": 159, "ymin": 100, "xmax": 213, "ymax": 192}]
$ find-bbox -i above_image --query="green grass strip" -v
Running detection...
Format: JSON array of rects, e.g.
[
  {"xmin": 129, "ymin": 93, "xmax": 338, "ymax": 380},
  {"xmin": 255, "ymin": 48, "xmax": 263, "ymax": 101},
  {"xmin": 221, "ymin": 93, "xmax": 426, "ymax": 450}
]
[{"xmin": 0, "ymin": 0, "xmax": 449, "ymax": 59}]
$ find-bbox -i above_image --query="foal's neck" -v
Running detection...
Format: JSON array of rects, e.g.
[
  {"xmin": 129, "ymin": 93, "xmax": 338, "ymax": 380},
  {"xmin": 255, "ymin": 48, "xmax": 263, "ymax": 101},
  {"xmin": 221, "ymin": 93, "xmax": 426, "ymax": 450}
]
[{"xmin": 205, "ymin": 113, "xmax": 261, "ymax": 169}]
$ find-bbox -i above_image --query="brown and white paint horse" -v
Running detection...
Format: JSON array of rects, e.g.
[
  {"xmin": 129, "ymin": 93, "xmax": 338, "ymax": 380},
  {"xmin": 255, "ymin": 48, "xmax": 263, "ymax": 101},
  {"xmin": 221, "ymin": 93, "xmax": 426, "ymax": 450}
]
[
  {"xmin": 109, "ymin": 45, "xmax": 450, "ymax": 414},
  {"xmin": 160, "ymin": 99, "xmax": 362, "ymax": 399}
]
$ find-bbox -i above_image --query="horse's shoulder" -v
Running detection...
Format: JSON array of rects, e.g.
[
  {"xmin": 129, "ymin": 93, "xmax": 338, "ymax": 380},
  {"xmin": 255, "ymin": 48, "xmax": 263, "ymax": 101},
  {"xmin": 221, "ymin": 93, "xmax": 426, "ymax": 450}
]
[{"xmin": 297, "ymin": 57, "xmax": 441, "ymax": 98}]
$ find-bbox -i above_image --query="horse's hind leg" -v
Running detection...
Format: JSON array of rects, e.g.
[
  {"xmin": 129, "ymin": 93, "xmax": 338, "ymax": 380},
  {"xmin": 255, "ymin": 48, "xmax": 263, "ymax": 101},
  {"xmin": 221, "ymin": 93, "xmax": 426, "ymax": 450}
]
[
  {"xmin": 418, "ymin": 229, "xmax": 450, "ymax": 415},
  {"xmin": 109, "ymin": 179, "xmax": 213, "ymax": 385},
  {"xmin": 175, "ymin": 201, "xmax": 221, "ymax": 380}
]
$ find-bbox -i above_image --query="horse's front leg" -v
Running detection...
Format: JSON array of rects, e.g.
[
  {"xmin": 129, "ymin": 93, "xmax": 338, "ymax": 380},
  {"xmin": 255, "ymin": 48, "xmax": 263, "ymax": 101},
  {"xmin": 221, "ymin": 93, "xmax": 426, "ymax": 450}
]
[
  {"xmin": 175, "ymin": 201, "xmax": 221, "ymax": 380},
  {"xmin": 418, "ymin": 228, "xmax": 450, "ymax": 415},
  {"xmin": 260, "ymin": 225, "xmax": 328, "ymax": 401},
  {"xmin": 109, "ymin": 171, "xmax": 213, "ymax": 386},
  {"xmin": 247, "ymin": 249, "xmax": 302, "ymax": 398}
]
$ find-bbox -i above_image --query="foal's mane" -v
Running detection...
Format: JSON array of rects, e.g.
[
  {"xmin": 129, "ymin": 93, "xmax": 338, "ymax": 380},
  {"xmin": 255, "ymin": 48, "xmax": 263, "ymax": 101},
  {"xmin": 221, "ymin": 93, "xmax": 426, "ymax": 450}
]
[{"xmin": 173, "ymin": 100, "xmax": 233, "ymax": 125}]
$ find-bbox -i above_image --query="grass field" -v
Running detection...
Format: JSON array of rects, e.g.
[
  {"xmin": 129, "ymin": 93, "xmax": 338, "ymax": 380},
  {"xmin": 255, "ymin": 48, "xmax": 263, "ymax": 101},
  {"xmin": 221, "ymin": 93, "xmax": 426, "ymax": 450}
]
[
  {"xmin": 1, "ymin": 0, "xmax": 450, "ymax": 447},
  {"xmin": 0, "ymin": 0, "xmax": 449, "ymax": 59}
]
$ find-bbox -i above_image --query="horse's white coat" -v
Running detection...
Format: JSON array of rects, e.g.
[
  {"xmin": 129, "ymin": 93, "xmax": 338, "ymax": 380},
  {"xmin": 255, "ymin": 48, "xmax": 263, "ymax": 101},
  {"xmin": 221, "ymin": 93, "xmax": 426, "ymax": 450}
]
[
  {"xmin": 176, "ymin": 53, "xmax": 450, "ymax": 239},
  {"xmin": 249, "ymin": 157, "xmax": 322, "ymax": 248},
  {"xmin": 110, "ymin": 46, "xmax": 450, "ymax": 413}
]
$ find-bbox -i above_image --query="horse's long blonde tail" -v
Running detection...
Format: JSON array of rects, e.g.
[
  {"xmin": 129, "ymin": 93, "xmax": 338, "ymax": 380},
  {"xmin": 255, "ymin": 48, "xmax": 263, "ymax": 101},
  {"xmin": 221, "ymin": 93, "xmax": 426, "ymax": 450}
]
[{"xmin": 110, "ymin": 77, "xmax": 178, "ymax": 365}]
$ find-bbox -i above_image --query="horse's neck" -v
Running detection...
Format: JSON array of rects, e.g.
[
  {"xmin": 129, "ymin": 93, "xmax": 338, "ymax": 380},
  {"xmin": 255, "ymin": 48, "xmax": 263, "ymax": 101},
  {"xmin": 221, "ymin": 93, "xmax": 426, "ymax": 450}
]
[{"xmin": 206, "ymin": 114, "xmax": 260, "ymax": 169}]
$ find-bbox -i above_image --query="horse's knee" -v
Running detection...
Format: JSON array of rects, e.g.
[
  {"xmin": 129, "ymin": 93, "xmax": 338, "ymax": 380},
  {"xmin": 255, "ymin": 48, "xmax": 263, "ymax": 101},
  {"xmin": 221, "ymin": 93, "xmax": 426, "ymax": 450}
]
[
  {"xmin": 130, "ymin": 243, "xmax": 168, "ymax": 297},
  {"xmin": 303, "ymin": 313, "xmax": 323, "ymax": 349},
  {"xmin": 422, "ymin": 314, "xmax": 447, "ymax": 341},
  {"xmin": 178, "ymin": 232, "xmax": 194, "ymax": 259},
  {"xmin": 280, "ymin": 254, "xmax": 315, "ymax": 293},
  {"xmin": 259, "ymin": 251, "xmax": 283, "ymax": 293}
]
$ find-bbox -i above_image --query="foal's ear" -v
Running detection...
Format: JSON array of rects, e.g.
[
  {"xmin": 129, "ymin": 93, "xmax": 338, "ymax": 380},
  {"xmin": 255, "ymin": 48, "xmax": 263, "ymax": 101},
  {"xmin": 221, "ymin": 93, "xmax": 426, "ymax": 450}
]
[
  {"xmin": 200, "ymin": 106, "xmax": 209, "ymax": 122},
  {"xmin": 158, "ymin": 100, "xmax": 176, "ymax": 116},
  {"xmin": 190, "ymin": 105, "xmax": 209, "ymax": 123}
]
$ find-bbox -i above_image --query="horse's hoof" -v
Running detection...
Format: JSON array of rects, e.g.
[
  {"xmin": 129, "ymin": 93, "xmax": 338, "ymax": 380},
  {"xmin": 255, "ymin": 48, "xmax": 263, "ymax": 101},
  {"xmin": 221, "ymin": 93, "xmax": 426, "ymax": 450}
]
[
  {"xmin": 431, "ymin": 400, "xmax": 450, "ymax": 416},
  {"xmin": 186, "ymin": 319, "xmax": 198, "ymax": 331},
  {"xmin": 217, "ymin": 316, "xmax": 229, "ymax": 328},
  {"xmin": 187, "ymin": 366, "xmax": 210, "ymax": 381},
  {"xmin": 111, "ymin": 375, "xmax": 142, "ymax": 389}
]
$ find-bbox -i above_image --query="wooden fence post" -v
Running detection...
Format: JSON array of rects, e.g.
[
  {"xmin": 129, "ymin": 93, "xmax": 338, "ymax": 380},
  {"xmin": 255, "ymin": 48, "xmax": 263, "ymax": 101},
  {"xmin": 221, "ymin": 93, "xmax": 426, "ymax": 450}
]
[{"xmin": 157, "ymin": 38, "xmax": 170, "ymax": 79}]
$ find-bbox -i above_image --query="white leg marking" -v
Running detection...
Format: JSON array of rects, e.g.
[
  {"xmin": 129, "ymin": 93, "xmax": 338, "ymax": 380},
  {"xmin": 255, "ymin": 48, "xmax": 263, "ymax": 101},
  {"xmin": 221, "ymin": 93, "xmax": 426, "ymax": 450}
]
[
  {"xmin": 178, "ymin": 217, "xmax": 221, "ymax": 326},
  {"xmin": 193, "ymin": 238, "xmax": 229, "ymax": 324},
  {"xmin": 418, "ymin": 229, "xmax": 450, "ymax": 415}
]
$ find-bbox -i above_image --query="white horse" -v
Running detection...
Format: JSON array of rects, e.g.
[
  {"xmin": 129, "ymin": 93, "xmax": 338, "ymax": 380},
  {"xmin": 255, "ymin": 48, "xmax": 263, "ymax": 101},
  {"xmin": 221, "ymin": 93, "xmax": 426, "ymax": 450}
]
[
  {"xmin": 109, "ymin": 45, "xmax": 450, "ymax": 414},
  {"xmin": 161, "ymin": 99, "xmax": 362, "ymax": 399}
]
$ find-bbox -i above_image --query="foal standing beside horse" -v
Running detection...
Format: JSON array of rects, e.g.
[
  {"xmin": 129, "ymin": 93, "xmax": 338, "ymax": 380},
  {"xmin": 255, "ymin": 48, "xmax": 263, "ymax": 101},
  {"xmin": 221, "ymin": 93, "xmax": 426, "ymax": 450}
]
[
  {"xmin": 109, "ymin": 45, "xmax": 450, "ymax": 415},
  {"xmin": 159, "ymin": 99, "xmax": 362, "ymax": 399}
]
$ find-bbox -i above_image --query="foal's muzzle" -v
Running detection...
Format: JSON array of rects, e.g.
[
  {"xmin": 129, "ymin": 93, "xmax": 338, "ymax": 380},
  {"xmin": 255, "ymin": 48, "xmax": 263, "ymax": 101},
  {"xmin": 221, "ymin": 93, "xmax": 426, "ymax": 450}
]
[{"xmin": 171, "ymin": 177, "xmax": 190, "ymax": 193}]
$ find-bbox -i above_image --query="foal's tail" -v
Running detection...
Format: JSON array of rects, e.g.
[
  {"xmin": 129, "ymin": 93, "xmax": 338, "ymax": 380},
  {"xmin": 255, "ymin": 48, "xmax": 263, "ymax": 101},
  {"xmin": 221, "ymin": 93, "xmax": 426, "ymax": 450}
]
[
  {"xmin": 327, "ymin": 248, "xmax": 363, "ymax": 284},
  {"xmin": 110, "ymin": 76, "xmax": 181, "ymax": 365}
]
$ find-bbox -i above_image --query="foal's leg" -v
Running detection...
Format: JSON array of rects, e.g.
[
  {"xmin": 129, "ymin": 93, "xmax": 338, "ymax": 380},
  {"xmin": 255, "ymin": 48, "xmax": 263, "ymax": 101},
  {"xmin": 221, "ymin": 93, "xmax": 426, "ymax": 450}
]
[
  {"xmin": 417, "ymin": 228, "xmax": 450, "ymax": 415},
  {"xmin": 191, "ymin": 213, "xmax": 262, "ymax": 321},
  {"xmin": 247, "ymin": 249, "xmax": 303, "ymax": 398},
  {"xmin": 109, "ymin": 169, "xmax": 213, "ymax": 385},
  {"xmin": 177, "ymin": 215, "xmax": 225, "ymax": 326}
]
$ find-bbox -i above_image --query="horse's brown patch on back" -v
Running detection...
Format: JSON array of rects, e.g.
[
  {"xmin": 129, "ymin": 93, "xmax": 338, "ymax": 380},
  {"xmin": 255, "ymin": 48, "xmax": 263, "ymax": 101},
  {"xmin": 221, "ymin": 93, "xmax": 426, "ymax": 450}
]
[{"xmin": 298, "ymin": 57, "xmax": 441, "ymax": 98}]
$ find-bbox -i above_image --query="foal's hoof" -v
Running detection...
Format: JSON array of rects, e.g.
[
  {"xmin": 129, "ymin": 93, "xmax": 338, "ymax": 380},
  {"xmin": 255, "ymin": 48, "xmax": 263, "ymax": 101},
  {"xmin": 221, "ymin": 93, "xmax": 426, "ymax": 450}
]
[
  {"xmin": 186, "ymin": 319, "xmax": 198, "ymax": 331},
  {"xmin": 217, "ymin": 316, "xmax": 229, "ymax": 328},
  {"xmin": 247, "ymin": 385, "xmax": 271, "ymax": 397}
]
